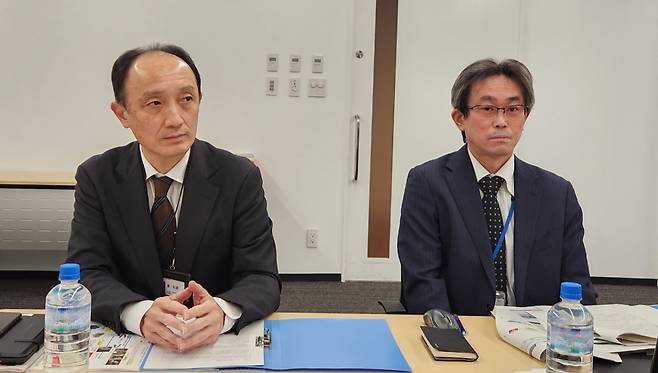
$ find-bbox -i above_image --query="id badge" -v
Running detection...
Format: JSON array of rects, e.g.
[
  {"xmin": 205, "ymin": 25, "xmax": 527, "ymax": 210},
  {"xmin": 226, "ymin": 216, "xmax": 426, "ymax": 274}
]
[
  {"xmin": 495, "ymin": 290, "xmax": 507, "ymax": 307},
  {"xmin": 162, "ymin": 269, "xmax": 193, "ymax": 307}
]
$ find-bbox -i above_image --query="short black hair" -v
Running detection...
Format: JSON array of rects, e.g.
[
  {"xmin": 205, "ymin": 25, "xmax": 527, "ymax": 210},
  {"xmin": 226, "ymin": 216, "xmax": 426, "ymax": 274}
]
[
  {"xmin": 111, "ymin": 43, "xmax": 202, "ymax": 105},
  {"xmin": 451, "ymin": 58, "xmax": 534, "ymax": 143}
]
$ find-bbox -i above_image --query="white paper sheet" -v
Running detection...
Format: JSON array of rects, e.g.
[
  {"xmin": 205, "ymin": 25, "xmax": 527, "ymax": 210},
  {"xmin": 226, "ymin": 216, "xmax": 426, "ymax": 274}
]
[
  {"xmin": 141, "ymin": 319, "xmax": 265, "ymax": 370},
  {"xmin": 587, "ymin": 304, "xmax": 658, "ymax": 344},
  {"xmin": 88, "ymin": 323, "xmax": 150, "ymax": 371}
]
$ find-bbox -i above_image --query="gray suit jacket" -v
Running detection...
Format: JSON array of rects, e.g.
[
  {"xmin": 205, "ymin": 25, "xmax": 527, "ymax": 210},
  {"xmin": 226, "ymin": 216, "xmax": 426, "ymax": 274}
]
[
  {"xmin": 398, "ymin": 145, "xmax": 596, "ymax": 315},
  {"xmin": 67, "ymin": 139, "xmax": 280, "ymax": 333}
]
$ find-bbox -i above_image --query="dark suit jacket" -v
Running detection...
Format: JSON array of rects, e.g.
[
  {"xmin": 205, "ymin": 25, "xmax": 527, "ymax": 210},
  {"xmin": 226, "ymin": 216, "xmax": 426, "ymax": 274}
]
[
  {"xmin": 67, "ymin": 139, "xmax": 280, "ymax": 333},
  {"xmin": 398, "ymin": 145, "xmax": 596, "ymax": 315}
]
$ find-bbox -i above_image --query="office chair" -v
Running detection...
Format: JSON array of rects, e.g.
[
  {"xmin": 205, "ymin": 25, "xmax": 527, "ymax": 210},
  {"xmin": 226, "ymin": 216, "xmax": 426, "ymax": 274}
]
[
  {"xmin": 377, "ymin": 279, "xmax": 409, "ymax": 314},
  {"xmin": 377, "ymin": 300, "xmax": 407, "ymax": 314}
]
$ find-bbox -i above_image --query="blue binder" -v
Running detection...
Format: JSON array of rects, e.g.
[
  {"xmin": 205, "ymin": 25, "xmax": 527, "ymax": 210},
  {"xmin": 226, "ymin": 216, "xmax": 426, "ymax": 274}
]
[
  {"xmin": 141, "ymin": 318, "xmax": 410, "ymax": 371},
  {"xmin": 263, "ymin": 318, "xmax": 410, "ymax": 372}
]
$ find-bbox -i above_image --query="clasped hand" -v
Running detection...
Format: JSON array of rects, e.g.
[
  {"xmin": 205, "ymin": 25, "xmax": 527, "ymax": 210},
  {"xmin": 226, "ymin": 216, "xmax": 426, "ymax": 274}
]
[{"xmin": 140, "ymin": 280, "xmax": 225, "ymax": 352}]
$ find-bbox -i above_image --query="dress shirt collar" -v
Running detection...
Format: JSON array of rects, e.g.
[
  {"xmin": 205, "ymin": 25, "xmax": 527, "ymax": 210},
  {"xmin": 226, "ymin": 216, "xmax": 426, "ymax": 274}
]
[
  {"xmin": 467, "ymin": 146, "xmax": 515, "ymax": 196},
  {"xmin": 139, "ymin": 145, "xmax": 190, "ymax": 184}
]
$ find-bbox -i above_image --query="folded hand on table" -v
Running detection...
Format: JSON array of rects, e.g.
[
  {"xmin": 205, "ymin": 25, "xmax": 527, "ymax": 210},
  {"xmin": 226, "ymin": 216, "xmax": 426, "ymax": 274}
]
[{"xmin": 140, "ymin": 280, "xmax": 225, "ymax": 353}]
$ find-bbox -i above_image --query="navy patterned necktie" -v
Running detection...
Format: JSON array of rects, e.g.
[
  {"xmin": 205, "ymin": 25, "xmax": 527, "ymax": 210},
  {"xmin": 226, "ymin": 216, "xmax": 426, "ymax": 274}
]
[
  {"xmin": 478, "ymin": 176, "xmax": 507, "ymax": 293},
  {"xmin": 151, "ymin": 176, "xmax": 176, "ymax": 269}
]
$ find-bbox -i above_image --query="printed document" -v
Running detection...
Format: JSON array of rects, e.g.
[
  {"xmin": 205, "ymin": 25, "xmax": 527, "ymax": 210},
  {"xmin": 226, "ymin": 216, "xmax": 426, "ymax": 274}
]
[
  {"xmin": 141, "ymin": 319, "xmax": 264, "ymax": 370},
  {"xmin": 493, "ymin": 306, "xmax": 548, "ymax": 361},
  {"xmin": 88, "ymin": 322, "xmax": 150, "ymax": 371},
  {"xmin": 494, "ymin": 305, "xmax": 658, "ymax": 363},
  {"xmin": 585, "ymin": 304, "xmax": 658, "ymax": 344}
]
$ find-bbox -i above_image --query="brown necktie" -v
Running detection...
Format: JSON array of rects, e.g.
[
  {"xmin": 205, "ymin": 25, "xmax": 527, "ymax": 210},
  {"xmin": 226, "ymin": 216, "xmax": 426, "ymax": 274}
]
[{"xmin": 151, "ymin": 176, "xmax": 176, "ymax": 269}]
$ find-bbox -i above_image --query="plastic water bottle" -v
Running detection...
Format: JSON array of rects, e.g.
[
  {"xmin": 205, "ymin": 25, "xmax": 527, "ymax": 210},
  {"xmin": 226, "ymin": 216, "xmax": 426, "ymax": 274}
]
[
  {"xmin": 546, "ymin": 282, "xmax": 593, "ymax": 373},
  {"xmin": 44, "ymin": 263, "xmax": 91, "ymax": 373}
]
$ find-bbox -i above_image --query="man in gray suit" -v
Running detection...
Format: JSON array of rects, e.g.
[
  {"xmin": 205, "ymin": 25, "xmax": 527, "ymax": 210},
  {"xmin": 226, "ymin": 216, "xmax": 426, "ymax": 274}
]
[
  {"xmin": 67, "ymin": 44, "xmax": 280, "ymax": 352},
  {"xmin": 398, "ymin": 58, "xmax": 596, "ymax": 315}
]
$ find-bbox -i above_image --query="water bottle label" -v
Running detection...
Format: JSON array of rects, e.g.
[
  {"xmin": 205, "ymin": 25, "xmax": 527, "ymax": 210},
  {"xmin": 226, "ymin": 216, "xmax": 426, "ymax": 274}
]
[
  {"xmin": 45, "ymin": 303, "xmax": 91, "ymax": 334},
  {"xmin": 547, "ymin": 323, "xmax": 593, "ymax": 355}
]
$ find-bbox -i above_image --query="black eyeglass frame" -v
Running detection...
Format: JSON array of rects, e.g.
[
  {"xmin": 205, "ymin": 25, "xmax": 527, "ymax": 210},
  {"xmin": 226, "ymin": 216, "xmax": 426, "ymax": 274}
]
[{"xmin": 467, "ymin": 104, "xmax": 529, "ymax": 116}]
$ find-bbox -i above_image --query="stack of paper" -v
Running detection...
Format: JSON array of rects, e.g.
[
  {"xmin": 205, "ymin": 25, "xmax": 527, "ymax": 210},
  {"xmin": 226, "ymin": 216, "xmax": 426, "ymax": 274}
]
[{"xmin": 493, "ymin": 304, "xmax": 658, "ymax": 363}]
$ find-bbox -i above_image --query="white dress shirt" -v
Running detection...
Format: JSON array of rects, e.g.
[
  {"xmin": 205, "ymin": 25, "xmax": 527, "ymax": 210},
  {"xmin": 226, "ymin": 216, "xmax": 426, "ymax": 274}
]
[
  {"xmin": 120, "ymin": 145, "xmax": 242, "ymax": 336},
  {"xmin": 467, "ymin": 148, "xmax": 516, "ymax": 306}
]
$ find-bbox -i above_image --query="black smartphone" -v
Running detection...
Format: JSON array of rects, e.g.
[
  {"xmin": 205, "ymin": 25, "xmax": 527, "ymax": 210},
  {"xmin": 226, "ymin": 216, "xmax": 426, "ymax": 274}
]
[{"xmin": 0, "ymin": 313, "xmax": 21, "ymax": 337}]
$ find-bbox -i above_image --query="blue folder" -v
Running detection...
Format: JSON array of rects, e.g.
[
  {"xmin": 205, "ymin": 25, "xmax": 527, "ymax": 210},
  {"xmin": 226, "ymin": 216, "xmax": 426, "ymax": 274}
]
[
  {"xmin": 263, "ymin": 318, "xmax": 410, "ymax": 372},
  {"xmin": 141, "ymin": 318, "xmax": 410, "ymax": 371}
]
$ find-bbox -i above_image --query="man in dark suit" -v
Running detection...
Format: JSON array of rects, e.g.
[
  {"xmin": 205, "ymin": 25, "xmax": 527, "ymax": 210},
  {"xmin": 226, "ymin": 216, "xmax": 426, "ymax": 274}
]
[
  {"xmin": 398, "ymin": 58, "xmax": 596, "ymax": 315},
  {"xmin": 67, "ymin": 44, "xmax": 280, "ymax": 352}
]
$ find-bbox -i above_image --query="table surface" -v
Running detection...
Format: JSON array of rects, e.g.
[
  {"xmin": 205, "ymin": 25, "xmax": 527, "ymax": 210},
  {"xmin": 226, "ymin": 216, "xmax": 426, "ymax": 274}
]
[
  {"xmin": 3, "ymin": 309, "xmax": 545, "ymax": 373},
  {"xmin": 2, "ymin": 310, "xmax": 650, "ymax": 372}
]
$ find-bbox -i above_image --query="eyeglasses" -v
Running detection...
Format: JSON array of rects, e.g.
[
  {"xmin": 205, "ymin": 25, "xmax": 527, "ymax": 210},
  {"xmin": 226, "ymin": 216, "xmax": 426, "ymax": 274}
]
[{"xmin": 467, "ymin": 104, "xmax": 528, "ymax": 119}]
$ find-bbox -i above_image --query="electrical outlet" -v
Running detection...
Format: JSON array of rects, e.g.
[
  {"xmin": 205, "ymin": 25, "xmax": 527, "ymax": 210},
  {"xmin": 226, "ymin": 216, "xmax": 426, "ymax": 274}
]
[{"xmin": 306, "ymin": 228, "xmax": 319, "ymax": 248}]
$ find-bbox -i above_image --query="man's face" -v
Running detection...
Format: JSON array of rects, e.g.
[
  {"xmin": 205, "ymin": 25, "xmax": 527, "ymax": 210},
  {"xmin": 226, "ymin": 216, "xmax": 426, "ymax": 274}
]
[
  {"xmin": 111, "ymin": 51, "xmax": 200, "ymax": 169},
  {"xmin": 452, "ymin": 75, "xmax": 527, "ymax": 166}
]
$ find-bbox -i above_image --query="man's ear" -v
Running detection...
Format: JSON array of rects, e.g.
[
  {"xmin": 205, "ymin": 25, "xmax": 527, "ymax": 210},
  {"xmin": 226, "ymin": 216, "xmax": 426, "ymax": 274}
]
[
  {"xmin": 451, "ymin": 109, "xmax": 465, "ymax": 131},
  {"xmin": 110, "ymin": 101, "xmax": 130, "ymax": 128}
]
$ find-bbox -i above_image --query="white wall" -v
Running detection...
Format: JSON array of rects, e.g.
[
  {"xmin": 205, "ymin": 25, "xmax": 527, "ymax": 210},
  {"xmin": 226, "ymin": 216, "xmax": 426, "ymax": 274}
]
[
  {"xmin": 0, "ymin": 0, "xmax": 358, "ymax": 274},
  {"xmin": 517, "ymin": 1, "xmax": 658, "ymax": 278},
  {"xmin": 392, "ymin": 0, "xmax": 658, "ymax": 279},
  {"xmin": 3, "ymin": 1, "xmax": 656, "ymax": 280}
]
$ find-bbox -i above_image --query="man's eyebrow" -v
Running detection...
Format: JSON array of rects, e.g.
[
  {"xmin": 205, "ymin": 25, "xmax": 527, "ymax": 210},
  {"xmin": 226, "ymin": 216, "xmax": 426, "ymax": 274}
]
[
  {"xmin": 141, "ymin": 90, "xmax": 164, "ymax": 100},
  {"xmin": 179, "ymin": 85, "xmax": 196, "ymax": 93},
  {"xmin": 477, "ymin": 95, "xmax": 523, "ymax": 103},
  {"xmin": 141, "ymin": 85, "xmax": 197, "ymax": 100}
]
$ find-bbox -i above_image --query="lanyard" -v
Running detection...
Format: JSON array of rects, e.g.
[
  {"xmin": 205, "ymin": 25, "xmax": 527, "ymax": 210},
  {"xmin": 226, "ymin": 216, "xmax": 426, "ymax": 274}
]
[
  {"xmin": 492, "ymin": 199, "xmax": 515, "ymax": 261},
  {"xmin": 170, "ymin": 184, "xmax": 184, "ymax": 270}
]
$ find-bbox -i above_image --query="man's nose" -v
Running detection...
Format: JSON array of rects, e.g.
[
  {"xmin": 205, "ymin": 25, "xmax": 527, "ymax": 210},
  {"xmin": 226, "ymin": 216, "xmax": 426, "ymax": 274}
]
[
  {"xmin": 493, "ymin": 109, "xmax": 508, "ymax": 127},
  {"xmin": 163, "ymin": 103, "xmax": 184, "ymax": 126}
]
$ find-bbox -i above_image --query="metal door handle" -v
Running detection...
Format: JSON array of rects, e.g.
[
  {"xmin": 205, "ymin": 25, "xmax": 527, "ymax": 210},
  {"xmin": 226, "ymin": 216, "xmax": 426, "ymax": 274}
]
[{"xmin": 352, "ymin": 114, "xmax": 360, "ymax": 182}]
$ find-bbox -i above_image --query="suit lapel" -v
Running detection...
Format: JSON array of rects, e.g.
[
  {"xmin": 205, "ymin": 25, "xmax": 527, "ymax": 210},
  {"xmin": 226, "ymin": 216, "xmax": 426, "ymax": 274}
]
[
  {"xmin": 513, "ymin": 157, "xmax": 542, "ymax": 304},
  {"xmin": 445, "ymin": 146, "xmax": 496, "ymax": 291},
  {"xmin": 174, "ymin": 141, "xmax": 221, "ymax": 275},
  {"xmin": 113, "ymin": 143, "xmax": 163, "ymax": 297}
]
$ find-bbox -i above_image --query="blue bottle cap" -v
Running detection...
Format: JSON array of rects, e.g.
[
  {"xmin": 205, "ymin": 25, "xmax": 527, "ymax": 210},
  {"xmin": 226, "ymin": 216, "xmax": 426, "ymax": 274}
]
[
  {"xmin": 59, "ymin": 263, "xmax": 81, "ymax": 281},
  {"xmin": 560, "ymin": 281, "xmax": 582, "ymax": 301}
]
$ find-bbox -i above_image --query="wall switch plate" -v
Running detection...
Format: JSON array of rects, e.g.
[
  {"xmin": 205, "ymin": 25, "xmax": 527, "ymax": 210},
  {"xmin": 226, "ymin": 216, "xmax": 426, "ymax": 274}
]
[
  {"xmin": 288, "ymin": 78, "xmax": 301, "ymax": 97},
  {"xmin": 311, "ymin": 54, "xmax": 324, "ymax": 73},
  {"xmin": 306, "ymin": 228, "xmax": 319, "ymax": 248},
  {"xmin": 266, "ymin": 77, "xmax": 278, "ymax": 96},
  {"xmin": 307, "ymin": 78, "xmax": 327, "ymax": 97},
  {"xmin": 289, "ymin": 54, "xmax": 302, "ymax": 73},
  {"xmin": 266, "ymin": 53, "xmax": 279, "ymax": 72}
]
